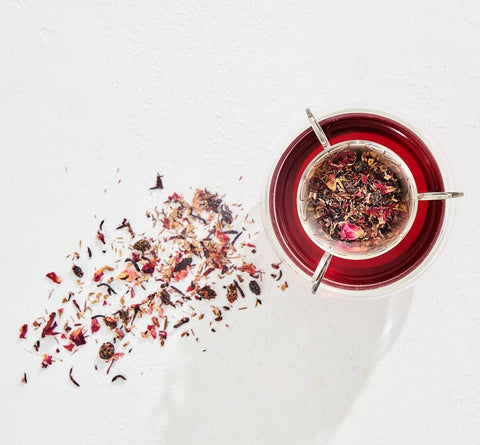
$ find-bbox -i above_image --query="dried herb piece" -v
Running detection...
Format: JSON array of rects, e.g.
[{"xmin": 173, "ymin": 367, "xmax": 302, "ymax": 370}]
[
  {"xmin": 150, "ymin": 173, "xmax": 164, "ymax": 190},
  {"xmin": 21, "ymin": 372, "xmax": 27, "ymax": 384},
  {"xmin": 69, "ymin": 367, "xmax": 80, "ymax": 387},
  {"xmin": 97, "ymin": 283, "xmax": 116, "ymax": 295},
  {"xmin": 226, "ymin": 283, "xmax": 238, "ymax": 304},
  {"xmin": 72, "ymin": 265, "xmax": 84, "ymax": 278},
  {"xmin": 197, "ymin": 286, "xmax": 217, "ymax": 300},
  {"xmin": 173, "ymin": 317, "xmax": 189, "ymax": 328},
  {"xmin": 99, "ymin": 342, "xmax": 115, "ymax": 360},
  {"xmin": 249, "ymin": 280, "xmax": 261, "ymax": 295},
  {"xmin": 111, "ymin": 374, "xmax": 127, "ymax": 382}
]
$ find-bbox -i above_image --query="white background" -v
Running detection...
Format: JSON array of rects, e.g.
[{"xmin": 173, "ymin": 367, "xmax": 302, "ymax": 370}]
[{"xmin": 1, "ymin": 1, "xmax": 480, "ymax": 444}]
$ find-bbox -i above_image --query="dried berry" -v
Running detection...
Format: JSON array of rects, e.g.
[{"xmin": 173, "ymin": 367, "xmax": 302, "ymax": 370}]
[
  {"xmin": 99, "ymin": 342, "xmax": 115, "ymax": 360},
  {"xmin": 72, "ymin": 265, "xmax": 84, "ymax": 278},
  {"xmin": 133, "ymin": 239, "xmax": 151, "ymax": 252},
  {"xmin": 249, "ymin": 280, "xmax": 261, "ymax": 295}
]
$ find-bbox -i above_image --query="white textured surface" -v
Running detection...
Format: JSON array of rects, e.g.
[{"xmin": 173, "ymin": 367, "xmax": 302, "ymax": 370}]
[{"xmin": 1, "ymin": 1, "xmax": 480, "ymax": 444}]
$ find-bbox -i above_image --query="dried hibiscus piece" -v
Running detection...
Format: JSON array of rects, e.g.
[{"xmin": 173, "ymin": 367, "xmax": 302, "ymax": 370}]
[
  {"xmin": 93, "ymin": 268, "xmax": 104, "ymax": 282},
  {"xmin": 41, "ymin": 354, "xmax": 53, "ymax": 368},
  {"xmin": 41, "ymin": 312, "xmax": 59, "ymax": 337},
  {"xmin": 150, "ymin": 173, "xmax": 164, "ymax": 190},
  {"xmin": 99, "ymin": 342, "xmax": 115, "ymax": 360},
  {"xmin": 46, "ymin": 272, "xmax": 62, "ymax": 284},
  {"xmin": 69, "ymin": 327, "xmax": 86, "ymax": 346},
  {"xmin": 91, "ymin": 318, "xmax": 101, "ymax": 333},
  {"xmin": 19, "ymin": 324, "xmax": 28, "ymax": 339},
  {"xmin": 97, "ymin": 231, "xmax": 106, "ymax": 244}
]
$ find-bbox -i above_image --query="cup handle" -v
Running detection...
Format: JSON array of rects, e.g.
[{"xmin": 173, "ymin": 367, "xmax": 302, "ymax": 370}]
[{"xmin": 311, "ymin": 252, "xmax": 333, "ymax": 294}]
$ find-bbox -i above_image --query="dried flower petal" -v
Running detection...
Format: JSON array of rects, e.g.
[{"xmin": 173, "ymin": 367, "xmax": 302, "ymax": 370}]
[
  {"xmin": 340, "ymin": 222, "xmax": 364, "ymax": 241},
  {"xmin": 19, "ymin": 324, "xmax": 28, "ymax": 339},
  {"xmin": 41, "ymin": 354, "xmax": 53, "ymax": 368},
  {"xmin": 69, "ymin": 327, "xmax": 86, "ymax": 346},
  {"xmin": 91, "ymin": 318, "xmax": 101, "ymax": 333},
  {"xmin": 46, "ymin": 272, "xmax": 62, "ymax": 284}
]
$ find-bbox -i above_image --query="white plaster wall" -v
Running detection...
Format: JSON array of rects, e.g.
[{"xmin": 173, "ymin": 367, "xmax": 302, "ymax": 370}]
[{"xmin": 1, "ymin": 1, "xmax": 479, "ymax": 444}]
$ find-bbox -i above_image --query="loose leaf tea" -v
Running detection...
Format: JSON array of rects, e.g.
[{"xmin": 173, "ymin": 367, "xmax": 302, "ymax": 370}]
[
  {"xmin": 304, "ymin": 147, "xmax": 407, "ymax": 242},
  {"xmin": 18, "ymin": 183, "xmax": 286, "ymax": 383}
]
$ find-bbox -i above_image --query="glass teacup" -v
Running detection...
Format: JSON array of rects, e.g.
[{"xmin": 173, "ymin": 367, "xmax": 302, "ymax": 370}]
[{"xmin": 299, "ymin": 109, "xmax": 463, "ymax": 293}]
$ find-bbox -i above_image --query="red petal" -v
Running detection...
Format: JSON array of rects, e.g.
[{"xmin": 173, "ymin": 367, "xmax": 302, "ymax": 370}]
[
  {"xmin": 216, "ymin": 230, "xmax": 230, "ymax": 243},
  {"xmin": 41, "ymin": 354, "xmax": 53, "ymax": 368},
  {"xmin": 91, "ymin": 318, "xmax": 101, "ymax": 333},
  {"xmin": 340, "ymin": 223, "xmax": 364, "ymax": 241},
  {"xmin": 19, "ymin": 324, "xmax": 28, "ymax": 339},
  {"xmin": 63, "ymin": 343, "xmax": 74, "ymax": 352},
  {"xmin": 46, "ymin": 272, "xmax": 62, "ymax": 284},
  {"xmin": 93, "ymin": 269, "xmax": 104, "ymax": 282}
]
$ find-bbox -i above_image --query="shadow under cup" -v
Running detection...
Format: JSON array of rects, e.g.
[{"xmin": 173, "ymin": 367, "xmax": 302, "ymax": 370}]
[{"xmin": 265, "ymin": 112, "xmax": 446, "ymax": 293}]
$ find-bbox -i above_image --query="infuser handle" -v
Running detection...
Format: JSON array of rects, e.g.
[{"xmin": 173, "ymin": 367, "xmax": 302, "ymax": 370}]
[
  {"xmin": 311, "ymin": 252, "xmax": 333, "ymax": 294},
  {"xmin": 417, "ymin": 191, "xmax": 464, "ymax": 201},
  {"xmin": 306, "ymin": 108, "xmax": 331, "ymax": 150}
]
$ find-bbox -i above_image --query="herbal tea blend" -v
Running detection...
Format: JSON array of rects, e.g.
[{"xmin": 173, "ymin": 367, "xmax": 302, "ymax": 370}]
[
  {"xmin": 304, "ymin": 147, "xmax": 408, "ymax": 242},
  {"xmin": 18, "ymin": 182, "xmax": 287, "ymax": 384}
]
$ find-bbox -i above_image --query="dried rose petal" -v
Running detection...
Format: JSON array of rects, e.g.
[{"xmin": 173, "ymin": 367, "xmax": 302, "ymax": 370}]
[
  {"xmin": 63, "ymin": 343, "xmax": 74, "ymax": 352},
  {"xmin": 340, "ymin": 222, "xmax": 364, "ymax": 241},
  {"xmin": 91, "ymin": 318, "xmax": 101, "ymax": 333},
  {"xmin": 46, "ymin": 272, "xmax": 62, "ymax": 284},
  {"xmin": 69, "ymin": 327, "xmax": 86, "ymax": 346},
  {"xmin": 19, "ymin": 324, "xmax": 28, "ymax": 339}
]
